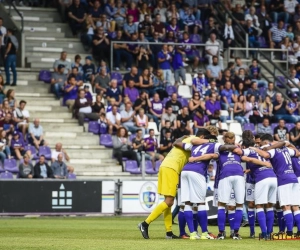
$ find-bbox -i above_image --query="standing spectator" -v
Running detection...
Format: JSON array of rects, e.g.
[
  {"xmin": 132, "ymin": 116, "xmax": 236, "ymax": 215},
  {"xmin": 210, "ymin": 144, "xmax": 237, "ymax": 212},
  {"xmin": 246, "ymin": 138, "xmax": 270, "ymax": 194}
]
[
  {"xmin": 51, "ymin": 153, "xmax": 68, "ymax": 179},
  {"xmin": 233, "ymin": 95, "xmax": 248, "ymax": 125},
  {"xmin": 4, "ymin": 28, "xmax": 18, "ymax": 86},
  {"xmin": 68, "ymin": 0, "xmax": 87, "ymax": 36},
  {"xmin": 106, "ymin": 105, "xmax": 121, "ymax": 134},
  {"xmin": 94, "ymin": 67, "xmax": 110, "ymax": 94},
  {"xmin": 112, "ymin": 127, "xmax": 139, "ymax": 171},
  {"xmin": 193, "ymin": 70, "xmax": 208, "ymax": 94},
  {"xmin": 150, "ymin": 32, "xmax": 162, "ymax": 70},
  {"xmin": 172, "ymin": 46, "xmax": 186, "ymax": 85},
  {"xmin": 244, "ymin": 19, "xmax": 260, "ymax": 53},
  {"xmin": 284, "ymin": 0, "xmax": 298, "ymax": 18},
  {"xmin": 106, "ymin": 79, "xmax": 122, "ymax": 106},
  {"xmin": 13, "ymin": 100, "xmax": 30, "ymax": 139},
  {"xmin": 19, "ymin": 154, "xmax": 34, "ymax": 179},
  {"xmin": 51, "ymin": 142, "xmax": 74, "ymax": 174},
  {"xmin": 177, "ymin": 106, "xmax": 193, "ymax": 134},
  {"xmin": 205, "ymin": 93, "xmax": 221, "ymax": 116},
  {"xmin": 257, "ymin": 5, "xmax": 272, "ymax": 42},
  {"xmin": 205, "ymin": 33, "xmax": 222, "ymax": 66},
  {"xmin": 64, "ymin": 75, "xmax": 79, "ymax": 112},
  {"xmin": 139, "ymin": 68, "xmax": 153, "ymax": 95},
  {"xmin": 165, "ymin": 93, "xmax": 182, "ymax": 114},
  {"xmin": 10, "ymin": 131, "xmax": 30, "ymax": 160},
  {"xmin": 268, "ymin": 20, "xmax": 287, "ymax": 49},
  {"xmin": 274, "ymin": 119, "xmax": 289, "ymax": 141},
  {"xmin": 245, "ymin": 7, "xmax": 262, "ymax": 36},
  {"xmin": 287, "ymin": 93, "xmax": 300, "ymax": 122},
  {"xmin": 0, "ymin": 17, "xmax": 7, "ymax": 69},
  {"xmin": 89, "ymin": 0, "xmax": 103, "ymax": 22},
  {"xmin": 144, "ymin": 129, "xmax": 164, "ymax": 163},
  {"xmin": 53, "ymin": 51, "xmax": 71, "ymax": 75},
  {"xmin": 232, "ymin": 4, "xmax": 246, "ymax": 31},
  {"xmin": 172, "ymin": 122, "xmax": 191, "ymax": 139},
  {"xmin": 151, "ymin": 14, "xmax": 166, "ymax": 39},
  {"xmin": 290, "ymin": 121, "xmax": 300, "ymax": 148},
  {"xmin": 257, "ymin": 118, "xmax": 273, "ymax": 134},
  {"xmin": 51, "ymin": 64, "xmax": 67, "ymax": 100},
  {"xmin": 148, "ymin": 93, "xmax": 163, "ymax": 127},
  {"xmin": 222, "ymin": 18, "xmax": 235, "ymax": 58},
  {"xmin": 181, "ymin": 32, "xmax": 200, "ymax": 72},
  {"xmin": 221, "ymin": 81, "xmax": 236, "ymax": 110},
  {"xmin": 82, "ymin": 56, "xmax": 95, "ymax": 83},
  {"xmin": 273, "ymin": 93, "xmax": 294, "ymax": 122},
  {"xmin": 159, "ymin": 130, "xmax": 173, "ymax": 156},
  {"xmin": 206, "ymin": 56, "xmax": 222, "ymax": 82},
  {"xmin": 34, "ymin": 155, "xmax": 54, "ymax": 179},
  {"xmin": 28, "ymin": 118, "xmax": 45, "ymax": 150},
  {"xmin": 74, "ymin": 89, "xmax": 98, "ymax": 126},
  {"xmin": 161, "ymin": 106, "xmax": 177, "ymax": 129},
  {"xmin": 121, "ymin": 102, "xmax": 138, "ymax": 133},
  {"xmin": 152, "ymin": 69, "xmax": 168, "ymax": 100},
  {"xmin": 259, "ymin": 95, "xmax": 274, "ymax": 120},
  {"xmin": 158, "ymin": 44, "xmax": 172, "ymax": 85},
  {"xmin": 189, "ymin": 92, "xmax": 205, "ymax": 113},
  {"xmin": 166, "ymin": 4, "xmax": 180, "ymax": 23},
  {"xmin": 270, "ymin": 0, "xmax": 289, "ymax": 23},
  {"xmin": 127, "ymin": 2, "xmax": 139, "ymax": 23},
  {"xmin": 193, "ymin": 109, "xmax": 209, "ymax": 133},
  {"xmin": 92, "ymin": 27, "xmax": 110, "ymax": 63}
]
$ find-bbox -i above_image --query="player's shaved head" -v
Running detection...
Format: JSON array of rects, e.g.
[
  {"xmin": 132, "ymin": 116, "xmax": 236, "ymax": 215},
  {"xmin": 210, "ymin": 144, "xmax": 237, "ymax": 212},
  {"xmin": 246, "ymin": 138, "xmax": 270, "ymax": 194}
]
[
  {"xmin": 260, "ymin": 133, "xmax": 273, "ymax": 143},
  {"xmin": 242, "ymin": 138, "xmax": 255, "ymax": 148},
  {"xmin": 206, "ymin": 125, "xmax": 219, "ymax": 136},
  {"xmin": 196, "ymin": 128, "xmax": 210, "ymax": 137}
]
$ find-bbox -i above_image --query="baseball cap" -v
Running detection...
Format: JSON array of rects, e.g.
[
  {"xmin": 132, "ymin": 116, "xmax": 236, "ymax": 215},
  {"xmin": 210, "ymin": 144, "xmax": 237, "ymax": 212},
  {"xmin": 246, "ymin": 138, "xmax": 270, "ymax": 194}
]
[
  {"xmin": 292, "ymin": 93, "xmax": 298, "ymax": 98},
  {"xmin": 58, "ymin": 64, "xmax": 65, "ymax": 70},
  {"xmin": 85, "ymin": 56, "xmax": 93, "ymax": 61},
  {"xmin": 84, "ymin": 85, "xmax": 90, "ymax": 89},
  {"xmin": 13, "ymin": 131, "xmax": 19, "ymax": 136},
  {"xmin": 198, "ymin": 70, "xmax": 204, "ymax": 74}
]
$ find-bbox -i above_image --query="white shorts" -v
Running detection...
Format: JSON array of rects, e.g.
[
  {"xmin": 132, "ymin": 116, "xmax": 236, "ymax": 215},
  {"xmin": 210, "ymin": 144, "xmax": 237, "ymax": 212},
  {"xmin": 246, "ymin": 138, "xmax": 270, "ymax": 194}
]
[
  {"xmin": 213, "ymin": 188, "xmax": 236, "ymax": 207},
  {"xmin": 255, "ymin": 178, "xmax": 277, "ymax": 205},
  {"xmin": 246, "ymin": 183, "xmax": 255, "ymax": 202},
  {"xmin": 213, "ymin": 188, "xmax": 218, "ymax": 207},
  {"xmin": 218, "ymin": 175, "xmax": 245, "ymax": 204},
  {"xmin": 278, "ymin": 183, "xmax": 300, "ymax": 206},
  {"xmin": 177, "ymin": 188, "xmax": 184, "ymax": 206},
  {"xmin": 181, "ymin": 171, "xmax": 207, "ymax": 203}
]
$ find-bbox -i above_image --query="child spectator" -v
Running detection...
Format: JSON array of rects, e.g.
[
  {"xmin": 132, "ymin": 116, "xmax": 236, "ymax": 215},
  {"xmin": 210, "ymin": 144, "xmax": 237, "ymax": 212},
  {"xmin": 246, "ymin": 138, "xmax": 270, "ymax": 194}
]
[
  {"xmin": 98, "ymin": 113, "xmax": 109, "ymax": 134},
  {"xmin": 207, "ymin": 164, "xmax": 215, "ymax": 181},
  {"xmin": 84, "ymin": 85, "xmax": 93, "ymax": 101},
  {"xmin": 82, "ymin": 56, "xmax": 96, "ymax": 84}
]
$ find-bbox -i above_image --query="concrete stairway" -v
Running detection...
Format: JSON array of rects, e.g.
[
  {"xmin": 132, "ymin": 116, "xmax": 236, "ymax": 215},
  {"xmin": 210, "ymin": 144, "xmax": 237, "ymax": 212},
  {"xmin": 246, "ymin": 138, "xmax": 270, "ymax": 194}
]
[{"xmin": 3, "ymin": 6, "xmax": 131, "ymax": 178}]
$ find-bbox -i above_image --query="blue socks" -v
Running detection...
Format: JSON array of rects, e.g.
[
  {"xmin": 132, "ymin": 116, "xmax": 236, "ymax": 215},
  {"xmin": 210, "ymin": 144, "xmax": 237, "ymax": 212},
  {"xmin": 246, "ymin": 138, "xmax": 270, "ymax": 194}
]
[
  {"xmin": 218, "ymin": 206, "xmax": 226, "ymax": 232},
  {"xmin": 266, "ymin": 208, "xmax": 274, "ymax": 234},
  {"xmin": 184, "ymin": 205, "xmax": 195, "ymax": 233},
  {"xmin": 257, "ymin": 208, "xmax": 267, "ymax": 234},
  {"xmin": 234, "ymin": 207, "xmax": 243, "ymax": 231},
  {"xmin": 283, "ymin": 210, "xmax": 293, "ymax": 233},
  {"xmin": 197, "ymin": 205, "xmax": 208, "ymax": 233},
  {"xmin": 178, "ymin": 209, "xmax": 187, "ymax": 236},
  {"xmin": 248, "ymin": 208, "xmax": 255, "ymax": 234},
  {"xmin": 228, "ymin": 210, "xmax": 235, "ymax": 231},
  {"xmin": 293, "ymin": 210, "xmax": 300, "ymax": 232},
  {"xmin": 193, "ymin": 210, "xmax": 198, "ymax": 232}
]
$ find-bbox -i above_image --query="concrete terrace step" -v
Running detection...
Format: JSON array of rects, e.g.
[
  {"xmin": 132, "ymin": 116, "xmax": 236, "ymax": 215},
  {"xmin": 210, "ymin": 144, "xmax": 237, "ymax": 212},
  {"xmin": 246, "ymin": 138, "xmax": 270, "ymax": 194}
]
[
  {"xmin": 44, "ymin": 131, "xmax": 94, "ymax": 138},
  {"xmin": 26, "ymin": 105, "xmax": 68, "ymax": 112},
  {"xmin": 70, "ymin": 158, "xmax": 117, "ymax": 165},
  {"xmin": 11, "ymin": 86, "xmax": 49, "ymax": 93},
  {"xmin": 26, "ymin": 52, "xmax": 90, "ymax": 61},
  {"xmin": 47, "ymin": 144, "xmax": 105, "ymax": 150},
  {"xmin": 5, "ymin": 6, "xmax": 57, "ymax": 12},
  {"xmin": 42, "ymin": 126, "xmax": 83, "ymax": 133},
  {"xmin": 77, "ymin": 172, "xmax": 130, "ymax": 177},
  {"xmin": 25, "ymin": 100, "xmax": 60, "ymax": 106},
  {"xmin": 26, "ymin": 40, "xmax": 84, "ymax": 49},
  {"xmin": 22, "ymin": 25, "xmax": 68, "ymax": 33},
  {"xmin": 13, "ymin": 16, "xmax": 57, "ymax": 22},
  {"xmin": 25, "ymin": 37, "xmax": 81, "ymax": 42},
  {"xmin": 15, "ymin": 93, "xmax": 53, "ymax": 98},
  {"xmin": 74, "ymin": 166, "xmax": 122, "ymax": 173},
  {"xmin": 46, "ymin": 136, "xmax": 99, "ymax": 145},
  {"xmin": 24, "ymin": 31, "xmax": 66, "ymax": 38},
  {"xmin": 32, "ymin": 112, "xmax": 72, "ymax": 119},
  {"xmin": 39, "ymin": 118, "xmax": 77, "ymax": 123},
  {"xmin": 65, "ymin": 149, "xmax": 113, "ymax": 159}
]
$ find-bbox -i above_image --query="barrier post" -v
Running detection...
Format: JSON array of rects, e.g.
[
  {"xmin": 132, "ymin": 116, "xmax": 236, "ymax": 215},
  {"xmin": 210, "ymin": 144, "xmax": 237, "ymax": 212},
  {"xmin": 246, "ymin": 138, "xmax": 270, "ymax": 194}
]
[
  {"xmin": 114, "ymin": 179, "xmax": 122, "ymax": 215},
  {"xmin": 141, "ymin": 151, "xmax": 145, "ymax": 180}
]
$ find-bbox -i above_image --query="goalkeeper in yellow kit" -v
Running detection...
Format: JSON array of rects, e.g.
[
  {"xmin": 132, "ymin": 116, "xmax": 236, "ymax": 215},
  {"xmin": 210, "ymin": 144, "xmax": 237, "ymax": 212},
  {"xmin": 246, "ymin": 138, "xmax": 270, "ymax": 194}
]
[{"xmin": 138, "ymin": 128, "xmax": 214, "ymax": 239}]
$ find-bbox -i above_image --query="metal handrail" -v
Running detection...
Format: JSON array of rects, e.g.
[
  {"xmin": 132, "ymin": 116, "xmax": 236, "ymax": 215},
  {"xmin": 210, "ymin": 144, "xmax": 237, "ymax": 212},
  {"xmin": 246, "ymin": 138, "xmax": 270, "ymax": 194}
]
[{"xmin": 7, "ymin": 0, "xmax": 24, "ymax": 32}]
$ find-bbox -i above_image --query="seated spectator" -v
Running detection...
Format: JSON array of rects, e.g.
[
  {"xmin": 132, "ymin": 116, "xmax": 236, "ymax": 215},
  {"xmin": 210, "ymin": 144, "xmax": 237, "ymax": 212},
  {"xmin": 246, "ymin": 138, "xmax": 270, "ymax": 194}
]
[
  {"xmin": 97, "ymin": 60, "xmax": 110, "ymax": 75},
  {"xmin": 70, "ymin": 66, "xmax": 83, "ymax": 86},
  {"xmin": 0, "ymin": 75, "xmax": 5, "ymax": 103},
  {"xmin": 268, "ymin": 20, "xmax": 286, "ymax": 49},
  {"xmin": 51, "ymin": 64, "xmax": 67, "ymax": 100},
  {"xmin": 123, "ymin": 15, "xmax": 138, "ymax": 38},
  {"xmin": 151, "ymin": 14, "xmax": 166, "ymax": 39},
  {"xmin": 139, "ymin": 68, "xmax": 153, "ymax": 95},
  {"xmin": 257, "ymin": 118, "xmax": 273, "ymax": 134},
  {"xmin": 245, "ymin": 6, "xmax": 262, "ymax": 36},
  {"xmin": 106, "ymin": 105, "xmax": 121, "ymax": 134},
  {"xmin": 64, "ymin": 75, "xmax": 79, "ymax": 112},
  {"xmin": 172, "ymin": 121, "xmax": 191, "ymax": 139},
  {"xmin": 51, "ymin": 153, "xmax": 68, "ymax": 179},
  {"xmin": 94, "ymin": 67, "xmax": 110, "ymax": 95},
  {"xmin": 53, "ymin": 51, "xmax": 71, "ymax": 75},
  {"xmin": 221, "ymin": 81, "xmax": 236, "ymax": 110},
  {"xmin": 264, "ymin": 82, "xmax": 277, "ymax": 101},
  {"xmin": 135, "ymin": 108, "xmax": 148, "ymax": 135},
  {"xmin": 247, "ymin": 81, "xmax": 261, "ymax": 102},
  {"xmin": 232, "ymin": 4, "xmax": 246, "ymax": 31},
  {"xmin": 206, "ymin": 56, "xmax": 222, "ymax": 82},
  {"xmin": 233, "ymin": 68, "xmax": 251, "ymax": 90},
  {"xmin": 106, "ymin": 79, "xmax": 122, "ymax": 106},
  {"xmin": 165, "ymin": 93, "xmax": 182, "ymax": 115},
  {"xmin": 207, "ymin": 164, "xmax": 215, "ymax": 181},
  {"xmin": 113, "ymin": 30, "xmax": 133, "ymax": 71},
  {"xmin": 208, "ymin": 110, "xmax": 222, "ymax": 128},
  {"xmin": 181, "ymin": 32, "xmax": 200, "ymax": 72},
  {"xmin": 98, "ymin": 113, "xmax": 109, "ymax": 134},
  {"xmin": 83, "ymin": 85, "xmax": 93, "ymax": 101},
  {"xmin": 28, "ymin": 118, "xmax": 45, "ymax": 150},
  {"xmin": 133, "ymin": 91, "xmax": 149, "ymax": 113},
  {"xmin": 10, "ymin": 131, "xmax": 30, "ymax": 160},
  {"xmin": 121, "ymin": 102, "xmax": 138, "ymax": 134},
  {"xmin": 194, "ymin": 109, "xmax": 209, "ymax": 133},
  {"xmin": 92, "ymin": 27, "xmax": 110, "ymax": 63},
  {"xmin": 189, "ymin": 92, "xmax": 205, "ymax": 113},
  {"xmin": 259, "ymin": 95, "xmax": 274, "ymax": 120},
  {"xmin": 82, "ymin": 56, "xmax": 96, "ymax": 83},
  {"xmin": 203, "ymin": 17, "xmax": 220, "ymax": 42},
  {"xmin": 126, "ymin": 33, "xmax": 140, "ymax": 60},
  {"xmin": 96, "ymin": 14, "xmax": 113, "ymax": 33},
  {"xmin": 160, "ymin": 120, "xmax": 173, "ymax": 138},
  {"xmin": 113, "ymin": 0, "xmax": 127, "ymax": 28},
  {"xmin": 287, "ymin": 93, "xmax": 300, "ymax": 122},
  {"xmin": 74, "ymin": 89, "xmax": 98, "ymax": 126},
  {"xmin": 161, "ymin": 106, "xmax": 177, "ymax": 130},
  {"xmin": 234, "ymin": 94, "xmax": 248, "ymax": 125},
  {"xmin": 71, "ymin": 55, "xmax": 83, "ymax": 75},
  {"xmin": 124, "ymin": 80, "xmax": 139, "ymax": 104},
  {"xmin": 13, "ymin": 100, "xmax": 30, "ymax": 139},
  {"xmin": 166, "ymin": 3, "xmax": 180, "ymax": 23},
  {"xmin": 51, "ymin": 142, "xmax": 74, "ymax": 174},
  {"xmin": 89, "ymin": 0, "xmax": 104, "ymax": 22},
  {"xmin": 144, "ymin": 129, "xmax": 164, "ymax": 163},
  {"xmin": 205, "ymin": 33, "xmax": 223, "ymax": 67},
  {"xmin": 222, "ymin": 18, "xmax": 235, "ymax": 58},
  {"xmin": 19, "ymin": 154, "xmax": 34, "ymax": 179},
  {"xmin": 273, "ymin": 93, "xmax": 295, "ymax": 123},
  {"xmin": 205, "ymin": 93, "xmax": 221, "ymax": 116},
  {"xmin": 284, "ymin": 0, "xmax": 297, "ymax": 20},
  {"xmin": 151, "ymin": 69, "xmax": 168, "ymax": 100},
  {"xmin": 270, "ymin": 0, "xmax": 289, "ymax": 23},
  {"xmin": 177, "ymin": 106, "xmax": 192, "ymax": 134},
  {"xmin": 234, "ymin": 57, "xmax": 249, "ymax": 75},
  {"xmin": 243, "ymin": 19, "xmax": 260, "ymax": 53},
  {"xmin": 6, "ymin": 89, "xmax": 16, "ymax": 110},
  {"xmin": 205, "ymin": 80, "xmax": 220, "ymax": 100},
  {"xmin": 68, "ymin": 0, "xmax": 87, "ymax": 36},
  {"xmin": 245, "ymin": 95, "xmax": 263, "ymax": 125},
  {"xmin": 287, "ymin": 68, "xmax": 300, "ymax": 92},
  {"xmin": 249, "ymin": 59, "xmax": 268, "ymax": 88},
  {"xmin": 0, "ymin": 131, "xmax": 11, "ymax": 162},
  {"xmin": 193, "ymin": 70, "xmax": 209, "ymax": 95},
  {"xmin": 153, "ymin": 0, "xmax": 166, "ymax": 23},
  {"xmin": 159, "ymin": 129, "xmax": 173, "ymax": 156},
  {"xmin": 82, "ymin": 15, "xmax": 96, "ymax": 50},
  {"xmin": 34, "ymin": 155, "xmax": 54, "ymax": 179},
  {"xmin": 138, "ymin": 14, "xmax": 153, "ymax": 38},
  {"xmin": 274, "ymin": 119, "xmax": 289, "ymax": 141},
  {"xmin": 290, "ymin": 121, "xmax": 300, "ymax": 148},
  {"xmin": 132, "ymin": 129, "xmax": 151, "ymax": 163},
  {"xmin": 112, "ymin": 127, "xmax": 139, "ymax": 171},
  {"xmin": 0, "ymin": 112, "xmax": 14, "ymax": 134},
  {"xmin": 158, "ymin": 44, "xmax": 172, "ymax": 85},
  {"xmin": 122, "ymin": 67, "xmax": 139, "ymax": 88},
  {"xmin": 148, "ymin": 93, "xmax": 163, "ymax": 128}
]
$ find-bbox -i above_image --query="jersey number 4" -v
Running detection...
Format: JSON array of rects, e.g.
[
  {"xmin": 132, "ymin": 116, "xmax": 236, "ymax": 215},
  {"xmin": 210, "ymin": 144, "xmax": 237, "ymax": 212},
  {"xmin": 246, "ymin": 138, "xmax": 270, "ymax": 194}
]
[{"xmin": 193, "ymin": 145, "xmax": 209, "ymax": 156}]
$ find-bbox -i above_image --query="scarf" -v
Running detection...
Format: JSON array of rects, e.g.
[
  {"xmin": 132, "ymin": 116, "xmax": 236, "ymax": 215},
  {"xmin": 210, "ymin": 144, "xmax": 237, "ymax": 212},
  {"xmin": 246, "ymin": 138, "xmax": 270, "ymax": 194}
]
[{"xmin": 224, "ymin": 24, "xmax": 234, "ymax": 40}]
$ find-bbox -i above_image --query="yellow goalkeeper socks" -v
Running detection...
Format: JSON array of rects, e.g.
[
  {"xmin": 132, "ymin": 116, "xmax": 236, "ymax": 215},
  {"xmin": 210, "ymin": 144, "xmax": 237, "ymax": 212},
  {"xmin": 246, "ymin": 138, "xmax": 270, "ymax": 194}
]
[
  {"xmin": 145, "ymin": 201, "xmax": 169, "ymax": 225},
  {"xmin": 163, "ymin": 206, "xmax": 172, "ymax": 233}
]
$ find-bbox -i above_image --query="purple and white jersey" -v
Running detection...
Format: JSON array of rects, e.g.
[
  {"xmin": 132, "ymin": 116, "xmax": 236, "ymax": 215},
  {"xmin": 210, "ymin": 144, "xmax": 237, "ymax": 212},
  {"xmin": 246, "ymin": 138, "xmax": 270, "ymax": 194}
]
[
  {"xmin": 214, "ymin": 160, "xmax": 221, "ymax": 189},
  {"xmin": 265, "ymin": 146, "xmax": 298, "ymax": 186},
  {"xmin": 243, "ymin": 148, "xmax": 276, "ymax": 184},
  {"xmin": 291, "ymin": 156, "xmax": 300, "ymax": 178},
  {"xmin": 166, "ymin": 25, "xmax": 180, "ymax": 34},
  {"xmin": 181, "ymin": 39, "xmax": 193, "ymax": 55},
  {"xmin": 217, "ymin": 149, "xmax": 244, "ymax": 180},
  {"xmin": 183, "ymin": 142, "xmax": 220, "ymax": 176}
]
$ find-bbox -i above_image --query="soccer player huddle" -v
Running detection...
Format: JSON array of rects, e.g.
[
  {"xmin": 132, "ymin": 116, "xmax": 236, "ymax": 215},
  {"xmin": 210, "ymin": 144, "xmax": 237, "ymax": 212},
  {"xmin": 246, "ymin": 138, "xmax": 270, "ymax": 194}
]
[{"xmin": 138, "ymin": 125, "xmax": 300, "ymax": 241}]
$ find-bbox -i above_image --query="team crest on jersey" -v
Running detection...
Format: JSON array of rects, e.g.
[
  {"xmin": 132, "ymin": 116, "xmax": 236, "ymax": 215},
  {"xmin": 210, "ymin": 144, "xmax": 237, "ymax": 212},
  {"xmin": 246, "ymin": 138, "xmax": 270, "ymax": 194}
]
[{"xmin": 139, "ymin": 182, "xmax": 159, "ymax": 211}]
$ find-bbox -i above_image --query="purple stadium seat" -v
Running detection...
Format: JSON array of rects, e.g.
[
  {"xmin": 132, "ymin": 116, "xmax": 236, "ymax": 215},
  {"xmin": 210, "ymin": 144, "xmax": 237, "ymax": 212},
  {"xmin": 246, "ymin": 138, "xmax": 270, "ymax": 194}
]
[
  {"xmin": 111, "ymin": 72, "xmax": 123, "ymax": 85},
  {"xmin": 67, "ymin": 173, "xmax": 77, "ymax": 179},
  {"xmin": 129, "ymin": 134, "xmax": 136, "ymax": 142},
  {"xmin": 178, "ymin": 97, "xmax": 189, "ymax": 107},
  {"xmin": 275, "ymin": 76, "xmax": 285, "ymax": 88},
  {"xmin": 166, "ymin": 85, "xmax": 177, "ymax": 96},
  {"xmin": 88, "ymin": 121, "xmax": 100, "ymax": 134},
  {"xmin": 39, "ymin": 146, "xmax": 52, "ymax": 160},
  {"xmin": 145, "ymin": 160, "xmax": 158, "ymax": 174},
  {"xmin": 0, "ymin": 171, "xmax": 13, "ymax": 179},
  {"xmin": 243, "ymin": 123, "xmax": 256, "ymax": 134},
  {"xmin": 259, "ymin": 87, "xmax": 266, "ymax": 97},
  {"xmin": 4, "ymin": 159, "xmax": 18, "ymax": 173},
  {"xmin": 25, "ymin": 145, "xmax": 38, "ymax": 160},
  {"xmin": 125, "ymin": 160, "xmax": 141, "ymax": 174},
  {"xmin": 258, "ymin": 36, "xmax": 268, "ymax": 48},
  {"xmin": 100, "ymin": 134, "xmax": 113, "ymax": 148},
  {"xmin": 0, "ymin": 167, "xmax": 4, "ymax": 173},
  {"xmin": 286, "ymin": 123, "xmax": 295, "ymax": 131},
  {"xmin": 162, "ymin": 97, "xmax": 170, "ymax": 107},
  {"xmin": 271, "ymin": 123, "xmax": 278, "ymax": 131},
  {"xmin": 19, "ymin": 159, "xmax": 33, "ymax": 165}
]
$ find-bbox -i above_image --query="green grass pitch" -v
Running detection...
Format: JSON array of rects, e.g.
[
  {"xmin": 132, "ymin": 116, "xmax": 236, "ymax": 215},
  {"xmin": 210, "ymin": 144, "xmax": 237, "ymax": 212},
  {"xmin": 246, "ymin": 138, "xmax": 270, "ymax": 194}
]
[{"xmin": 0, "ymin": 216, "xmax": 300, "ymax": 250}]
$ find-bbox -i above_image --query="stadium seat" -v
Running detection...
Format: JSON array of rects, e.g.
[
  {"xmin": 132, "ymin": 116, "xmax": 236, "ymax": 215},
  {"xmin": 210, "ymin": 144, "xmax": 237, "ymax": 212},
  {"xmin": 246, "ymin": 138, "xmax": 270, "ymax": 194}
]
[
  {"xmin": 100, "ymin": 134, "xmax": 113, "ymax": 148},
  {"xmin": 178, "ymin": 97, "xmax": 188, "ymax": 107},
  {"xmin": 129, "ymin": 134, "xmax": 136, "ymax": 142},
  {"xmin": 4, "ymin": 159, "xmax": 18, "ymax": 173},
  {"xmin": 185, "ymin": 73, "xmax": 193, "ymax": 86},
  {"xmin": 88, "ymin": 121, "xmax": 100, "ymax": 134},
  {"xmin": 220, "ymin": 110, "xmax": 229, "ymax": 117},
  {"xmin": 125, "ymin": 160, "xmax": 141, "ymax": 174},
  {"xmin": 155, "ymin": 160, "xmax": 162, "ymax": 171},
  {"xmin": 170, "ymin": 72, "xmax": 175, "ymax": 85},
  {"xmin": 162, "ymin": 97, "xmax": 170, "ymax": 107},
  {"xmin": 235, "ymin": 135, "xmax": 241, "ymax": 144},
  {"xmin": 0, "ymin": 167, "xmax": 4, "ymax": 173},
  {"xmin": 190, "ymin": 122, "xmax": 194, "ymax": 129},
  {"xmin": 0, "ymin": 171, "xmax": 13, "ymax": 179},
  {"xmin": 39, "ymin": 146, "xmax": 52, "ymax": 160},
  {"xmin": 148, "ymin": 122, "xmax": 159, "ymax": 135},
  {"xmin": 67, "ymin": 173, "xmax": 77, "ymax": 179},
  {"xmin": 166, "ymin": 85, "xmax": 177, "ymax": 96},
  {"xmin": 286, "ymin": 123, "xmax": 295, "ymax": 131},
  {"xmin": 275, "ymin": 76, "xmax": 285, "ymax": 88},
  {"xmin": 216, "ymin": 122, "xmax": 228, "ymax": 131},
  {"xmin": 271, "ymin": 123, "xmax": 277, "ymax": 131},
  {"xmin": 25, "ymin": 145, "xmax": 39, "ymax": 160},
  {"xmin": 243, "ymin": 123, "xmax": 256, "ymax": 134},
  {"xmin": 145, "ymin": 160, "xmax": 158, "ymax": 174},
  {"xmin": 217, "ymin": 135, "xmax": 224, "ymax": 144},
  {"xmin": 178, "ymin": 85, "xmax": 192, "ymax": 99},
  {"xmin": 110, "ymin": 72, "xmax": 123, "ymax": 85},
  {"xmin": 229, "ymin": 123, "xmax": 243, "ymax": 136}
]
